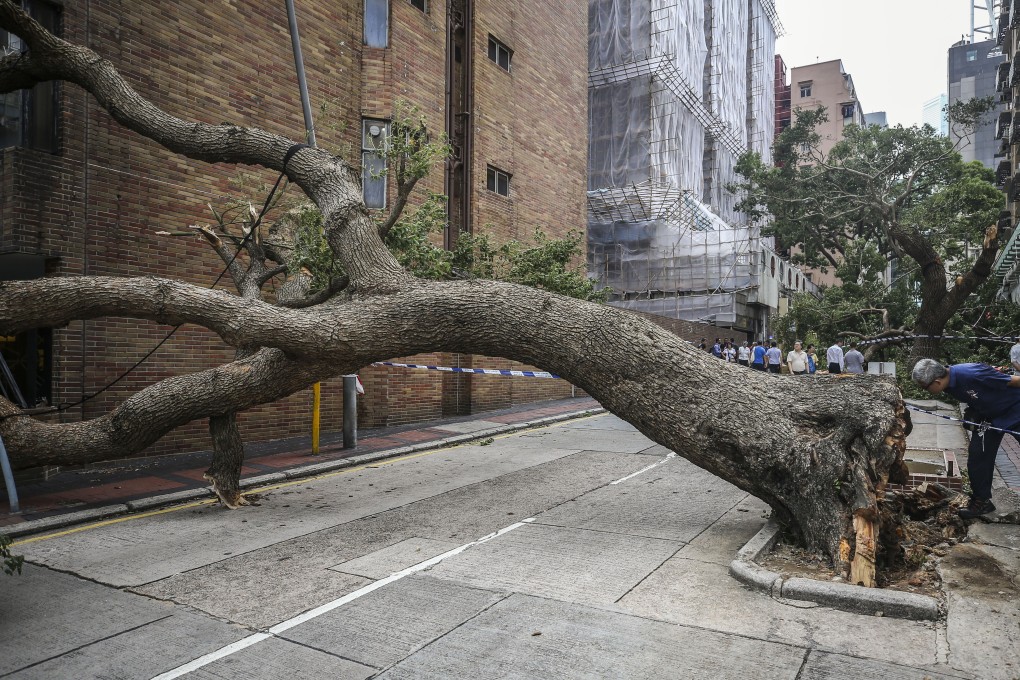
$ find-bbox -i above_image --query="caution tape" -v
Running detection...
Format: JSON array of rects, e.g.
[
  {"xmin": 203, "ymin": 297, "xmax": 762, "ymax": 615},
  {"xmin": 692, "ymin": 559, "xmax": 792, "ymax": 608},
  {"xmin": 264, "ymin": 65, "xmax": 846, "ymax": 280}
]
[{"xmin": 372, "ymin": 361, "xmax": 560, "ymax": 379}]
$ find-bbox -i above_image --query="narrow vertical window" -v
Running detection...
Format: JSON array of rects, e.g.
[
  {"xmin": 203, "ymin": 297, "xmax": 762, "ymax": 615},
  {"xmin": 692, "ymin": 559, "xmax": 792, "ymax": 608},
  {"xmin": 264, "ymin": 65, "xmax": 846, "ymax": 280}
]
[
  {"xmin": 362, "ymin": 119, "xmax": 389, "ymax": 208},
  {"xmin": 486, "ymin": 166, "xmax": 510, "ymax": 197},
  {"xmin": 364, "ymin": 0, "xmax": 388, "ymax": 48},
  {"xmin": 487, "ymin": 36, "xmax": 512, "ymax": 72},
  {"xmin": 409, "ymin": 0, "xmax": 426, "ymax": 12}
]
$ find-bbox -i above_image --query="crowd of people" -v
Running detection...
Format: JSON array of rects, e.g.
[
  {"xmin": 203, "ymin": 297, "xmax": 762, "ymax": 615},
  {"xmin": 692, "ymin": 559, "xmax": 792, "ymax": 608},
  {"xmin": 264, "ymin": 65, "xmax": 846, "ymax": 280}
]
[{"xmin": 696, "ymin": 336, "xmax": 869, "ymax": 375}]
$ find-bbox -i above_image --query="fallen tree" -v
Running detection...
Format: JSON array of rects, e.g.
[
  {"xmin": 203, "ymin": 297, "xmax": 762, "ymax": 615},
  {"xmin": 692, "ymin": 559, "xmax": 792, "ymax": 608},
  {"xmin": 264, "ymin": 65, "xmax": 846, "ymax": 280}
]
[{"xmin": 0, "ymin": 2, "xmax": 912, "ymax": 585}]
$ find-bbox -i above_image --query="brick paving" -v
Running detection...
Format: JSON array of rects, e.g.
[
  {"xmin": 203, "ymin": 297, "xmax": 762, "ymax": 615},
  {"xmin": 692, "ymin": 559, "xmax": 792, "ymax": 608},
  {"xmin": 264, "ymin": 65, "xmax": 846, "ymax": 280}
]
[
  {"xmin": 0, "ymin": 397, "xmax": 599, "ymax": 526},
  {"xmin": 997, "ymin": 435, "xmax": 1020, "ymax": 491}
]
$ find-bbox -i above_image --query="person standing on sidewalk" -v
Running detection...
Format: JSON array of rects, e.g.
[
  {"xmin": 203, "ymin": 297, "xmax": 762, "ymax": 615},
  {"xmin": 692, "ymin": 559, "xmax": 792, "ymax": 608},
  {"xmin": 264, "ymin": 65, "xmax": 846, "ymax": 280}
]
[
  {"xmin": 751, "ymin": 340, "xmax": 767, "ymax": 371},
  {"xmin": 737, "ymin": 341, "xmax": 751, "ymax": 367},
  {"xmin": 912, "ymin": 359, "xmax": 1020, "ymax": 519},
  {"xmin": 1010, "ymin": 336, "xmax": 1020, "ymax": 373},
  {"xmin": 844, "ymin": 342, "xmax": 866, "ymax": 374},
  {"xmin": 765, "ymin": 340, "xmax": 783, "ymax": 374},
  {"xmin": 805, "ymin": 344, "xmax": 819, "ymax": 374},
  {"xmin": 826, "ymin": 339, "xmax": 845, "ymax": 374},
  {"xmin": 787, "ymin": 341, "xmax": 809, "ymax": 375}
]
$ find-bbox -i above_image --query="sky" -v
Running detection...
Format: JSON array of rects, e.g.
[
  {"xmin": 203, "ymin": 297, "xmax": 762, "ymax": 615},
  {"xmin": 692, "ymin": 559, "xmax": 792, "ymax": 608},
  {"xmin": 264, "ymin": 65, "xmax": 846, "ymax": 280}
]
[{"xmin": 775, "ymin": 0, "xmax": 980, "ymax": 127}]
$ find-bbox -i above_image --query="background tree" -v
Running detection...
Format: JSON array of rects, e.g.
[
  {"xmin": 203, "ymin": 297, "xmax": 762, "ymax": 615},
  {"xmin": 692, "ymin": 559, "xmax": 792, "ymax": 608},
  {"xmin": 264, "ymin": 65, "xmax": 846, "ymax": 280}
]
[
  {"xmin": 736, "ymin": 103, "xmax": 1004, "ymax": 365},
  {"xmin": 0, "ymin": 2, "xmax": 917, "ymax": 585}
]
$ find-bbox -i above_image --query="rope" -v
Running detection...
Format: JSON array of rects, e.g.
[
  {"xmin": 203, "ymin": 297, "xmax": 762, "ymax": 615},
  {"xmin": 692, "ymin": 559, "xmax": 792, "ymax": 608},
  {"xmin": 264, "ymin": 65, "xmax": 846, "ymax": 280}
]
[{"xmin": 904, "ymin": 403, "xmax": 1020, "ymax": 438}]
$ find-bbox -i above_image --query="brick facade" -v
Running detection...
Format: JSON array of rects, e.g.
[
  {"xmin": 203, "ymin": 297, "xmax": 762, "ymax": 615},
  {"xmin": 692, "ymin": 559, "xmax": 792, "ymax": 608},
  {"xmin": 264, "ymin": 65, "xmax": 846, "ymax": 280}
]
[{"xmin": 1, "ymin": 0, "xmax": 589, "ymax": 454}]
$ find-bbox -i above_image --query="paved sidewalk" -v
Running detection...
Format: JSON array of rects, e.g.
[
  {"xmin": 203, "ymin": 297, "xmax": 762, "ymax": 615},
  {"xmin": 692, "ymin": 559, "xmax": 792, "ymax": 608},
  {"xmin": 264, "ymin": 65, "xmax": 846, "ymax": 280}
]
[{"xmin": 0, "ymin": 396, "xmax": 600, "ymax": 528}]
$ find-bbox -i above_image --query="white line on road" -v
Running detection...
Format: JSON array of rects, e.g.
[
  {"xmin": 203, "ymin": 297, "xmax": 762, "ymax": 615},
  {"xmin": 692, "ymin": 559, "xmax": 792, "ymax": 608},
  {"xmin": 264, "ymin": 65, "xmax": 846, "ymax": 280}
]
[
  {"xmin": 150, "ymin": 517, "xmax": 536, "ymax": 680},
  {"xmin": 609, "ymin": 452, "xmax": 677, "ymax": 485}
]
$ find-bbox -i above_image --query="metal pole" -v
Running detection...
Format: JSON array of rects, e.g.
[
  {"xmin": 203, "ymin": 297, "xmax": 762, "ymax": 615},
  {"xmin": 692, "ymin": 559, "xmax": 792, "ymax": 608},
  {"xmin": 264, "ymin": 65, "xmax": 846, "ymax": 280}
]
[
  {"xmin": 343, "ymin": 376, "xmax": 358, "ymax": 449},
  {"xmin": 0, "ymin": 435, "xmax": 19, "ymax": 514},
  {"xmin": 285, "ymin": 0, "xmax": 316, "ymax": 146},
  {"xmin": 311, "ymin": 382, "xmax": 321, "ymax": 454}
]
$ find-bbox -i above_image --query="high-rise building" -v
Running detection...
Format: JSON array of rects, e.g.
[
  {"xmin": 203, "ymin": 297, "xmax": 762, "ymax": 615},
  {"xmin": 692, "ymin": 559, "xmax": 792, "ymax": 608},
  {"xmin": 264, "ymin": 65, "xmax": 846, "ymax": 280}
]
[
  {"xmin": 586, "ymin": 0, "xmax": 812, "ymax": 337},
  {"xmin": 948, "ymin": 38, "xmax": 1006, "ymax": 168},
  {"xmin": 992, "ymin": 4, "xmax": 1020, "ymax": 301},
  {"xmin": 864, "ymin": 111, "xmax": 889, "ymax": 128},
  {"xmin": 0, "ymin": 0, "xmax": 589, "ymax": 456},
  {"xmin": 921, "ymin": 94, "xmax": 949, "ymax": 135}
]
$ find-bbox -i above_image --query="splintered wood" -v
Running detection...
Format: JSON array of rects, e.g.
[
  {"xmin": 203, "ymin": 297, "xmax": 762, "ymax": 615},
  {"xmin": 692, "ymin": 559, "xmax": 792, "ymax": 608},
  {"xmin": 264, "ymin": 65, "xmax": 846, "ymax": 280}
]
[{"xmin": 849, "ymin": 513, "xmax": 877, "ymax": 587}]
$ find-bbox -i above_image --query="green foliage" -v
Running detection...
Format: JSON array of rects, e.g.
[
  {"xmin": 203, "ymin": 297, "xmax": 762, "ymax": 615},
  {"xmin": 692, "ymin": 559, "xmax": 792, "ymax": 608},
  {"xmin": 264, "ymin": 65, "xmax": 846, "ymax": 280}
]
[
  {"xmin": 1, "ymin": 533, "xmax": 23, "ymax": 576},
  {"xmin": 384, "ymin": 192, "xmax": 453, "ymax": 278},
  {"xmin": 287, "ymin": 205, "xmax": 345, "ymax": 292},
  {"xmin": 735, "ymin": 100, "xmax": 1001, "ymax": 276},
  {"xmin": 454, "ymin": 228, "xmax": 608, "ymax": 302}
]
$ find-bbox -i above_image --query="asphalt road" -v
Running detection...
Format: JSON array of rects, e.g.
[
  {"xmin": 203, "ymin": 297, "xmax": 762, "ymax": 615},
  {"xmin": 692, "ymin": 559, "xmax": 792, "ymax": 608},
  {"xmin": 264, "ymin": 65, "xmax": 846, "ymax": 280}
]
[{"xmin": 0, "ymin": 413, "xmax": 1009, "ymax": 678}]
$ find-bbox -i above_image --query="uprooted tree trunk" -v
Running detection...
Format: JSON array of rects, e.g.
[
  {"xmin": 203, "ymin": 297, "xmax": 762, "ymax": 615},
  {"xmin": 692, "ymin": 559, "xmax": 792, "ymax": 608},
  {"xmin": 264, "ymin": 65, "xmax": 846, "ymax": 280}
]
[{"xmin": 0, "ymin": 1, "xmax": 914, "ymax": 584}]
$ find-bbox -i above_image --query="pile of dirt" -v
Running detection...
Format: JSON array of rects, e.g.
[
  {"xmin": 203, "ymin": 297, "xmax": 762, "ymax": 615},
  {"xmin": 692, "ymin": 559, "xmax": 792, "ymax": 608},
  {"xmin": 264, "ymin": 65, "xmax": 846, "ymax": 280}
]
[{"xmin": 760, "ymin": 482, "xmax": 969, "ymax": 599}]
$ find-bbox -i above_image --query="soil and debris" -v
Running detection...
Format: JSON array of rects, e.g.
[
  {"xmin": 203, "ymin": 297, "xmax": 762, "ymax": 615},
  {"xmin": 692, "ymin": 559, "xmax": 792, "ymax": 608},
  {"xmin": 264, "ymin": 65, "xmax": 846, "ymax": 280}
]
[{"xmin": 759, "ymin": 482, "xmax": 970, "ymax": 599}]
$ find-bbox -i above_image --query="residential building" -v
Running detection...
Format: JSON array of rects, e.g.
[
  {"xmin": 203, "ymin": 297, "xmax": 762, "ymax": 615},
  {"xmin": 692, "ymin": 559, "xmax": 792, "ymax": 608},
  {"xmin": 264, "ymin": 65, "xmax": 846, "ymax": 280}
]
[
  {"xmin": 949, "ymin": 38, "xmax": 1006, "ymax": 168},
  {"xmin": 0, "ymin": 0, "xmax": 589, "ymax": 457},
  {"xmin": 921, "ymin": 94, "xmax": 949, "ymax": 136},
  {"xmin": 586, "ymin": 0, "xmax": 813, "ymax": 339},
  {"xmin": 789, "ymin": 59, "xmax": 867, "ymax": 156}
]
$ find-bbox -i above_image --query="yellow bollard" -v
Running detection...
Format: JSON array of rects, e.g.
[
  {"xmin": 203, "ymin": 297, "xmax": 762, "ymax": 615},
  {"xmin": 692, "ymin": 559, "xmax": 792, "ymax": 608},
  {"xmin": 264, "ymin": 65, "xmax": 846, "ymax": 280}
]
[{"xmin": 311, "ymin": 382, "xmax": 321, "ymax": 455}]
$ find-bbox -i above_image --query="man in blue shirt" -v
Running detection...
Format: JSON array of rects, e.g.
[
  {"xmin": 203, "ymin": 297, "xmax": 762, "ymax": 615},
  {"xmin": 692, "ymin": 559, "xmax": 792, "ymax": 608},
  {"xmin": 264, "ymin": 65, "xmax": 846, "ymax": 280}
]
[
  {"xmin": 751, "ymin": 340, "xmax": 767, "ymax": 371},
  {"xmin": 913, "ymin": 359, "xmax": 1020, "ymax": 518}
]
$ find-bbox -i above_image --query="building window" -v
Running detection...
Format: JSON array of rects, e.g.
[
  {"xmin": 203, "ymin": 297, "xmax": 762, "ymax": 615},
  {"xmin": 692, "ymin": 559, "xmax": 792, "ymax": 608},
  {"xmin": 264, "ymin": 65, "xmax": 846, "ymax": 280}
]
[
  {"xmin": 364, "ymin": 0, "xmax": 388, "ymax": 47},
  {"xmin": 799, "ymin": 82, "xmax": 812, "ymax": 98},
  {"xmin": 841, "ymin": 103, "xmax": 855, "ymax": 119},
  {"xmin": 486, "ymin": 165, "xmax": 511, "ymax": 196},
  {"xmin": 0, "ymin": 0, "xmax": 58, "ymax": 152},
  {"xmin": 362, "ymin": 118, "xmax": 389, "ymax": 208},
  {"xmin": 966, "ymin": 50, "xmax": 977, "ymax": 61},
  {"xmin": 488, "ymin": 36, "xmax": 512, "ymax": 72},
  {"xmin": 409, "ymin": 0, "xmax": 426, "ymax": 11}
]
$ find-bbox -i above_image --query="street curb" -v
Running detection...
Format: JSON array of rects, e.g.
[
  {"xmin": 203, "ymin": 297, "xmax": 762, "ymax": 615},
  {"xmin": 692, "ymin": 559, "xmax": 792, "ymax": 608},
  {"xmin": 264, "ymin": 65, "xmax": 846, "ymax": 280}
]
[
  {"xmin": 3, "ymin": 406, "xmax": 605, "ymax": 539},
  {"xmin": 729, "ymin": 520, "xmax": 941, "ymax": 621}
]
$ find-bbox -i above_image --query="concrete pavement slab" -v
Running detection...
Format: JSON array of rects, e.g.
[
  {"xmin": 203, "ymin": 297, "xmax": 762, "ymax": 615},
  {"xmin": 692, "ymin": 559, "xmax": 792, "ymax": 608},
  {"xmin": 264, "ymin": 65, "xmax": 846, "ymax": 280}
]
[
  {"xmin": 132, "ymin": 451, "xmax": 653, "ymax": 627},
  {"xmin": 534, "ymin": 456, "xmax": 745, "ymax": 541},
  {"xmin": 0, "ymin": 564, "xmax": 214, "ymax": 674},
  {"xmin": 281, "ymin": 576, "xmax": 506, "ymax": 669},
  {"xmin": 6, "ymin": 605, "xmax": 248, "ymax": 680},
  {"xmin": 799, "ymin": 649, "xmax": 972, "ymax": 679},
  {"xmin": 376, "ymin": 592, "xmax": 808, "ymax": 680},
  {"xmin": 940, "ymin": 543, "xmax": 1020, "ymax": 680},
  {"xmin": 510, "ymin": 424, "xmax": 654, "ymax": 453},
  {"xmin": 617, "ymin": 555, "xmax": 939, "ymax": 667},
  {"xmin": 677, "ymin": 495, "xmax": 771, "ymax": 565},
  {"xmin": 186, "ymin": 636, "xmax": 376, "ymax": 680},
  {"xmin": 136, "ymin": 558, "xmax": 371, "ymax": 630},
  {"xmin": 16, "ymin": 443, "xmax": 587, "ymax": 586},
  {"xmin": 426, "ymin": 522, "xmax": 682, "ymax": 606},
  {"xmin": 329, "ymin": 537, "xmax": 460, "ymax": 579},
  {"xmin": 557, "ymin": 414, "xmax": 640, "ymax": 432}
]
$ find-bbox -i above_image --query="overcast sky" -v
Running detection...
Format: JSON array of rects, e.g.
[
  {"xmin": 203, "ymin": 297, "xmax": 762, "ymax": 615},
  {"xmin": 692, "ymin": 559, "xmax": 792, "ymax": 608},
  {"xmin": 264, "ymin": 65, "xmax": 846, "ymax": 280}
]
[{"xmin": 775, "ymin": 0, "xmax": 981, "ymax": 127}]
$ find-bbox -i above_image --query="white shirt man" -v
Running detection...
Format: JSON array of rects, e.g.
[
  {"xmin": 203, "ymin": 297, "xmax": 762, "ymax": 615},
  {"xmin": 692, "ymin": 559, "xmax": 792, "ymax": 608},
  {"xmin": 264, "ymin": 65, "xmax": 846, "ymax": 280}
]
[
  {"xmin": 787, "ymin": 341, "xmax": 809, "ymax": 375},
  {"xmin": 826, "ymin": 341, "xmax": 845, "ymax": 374}
]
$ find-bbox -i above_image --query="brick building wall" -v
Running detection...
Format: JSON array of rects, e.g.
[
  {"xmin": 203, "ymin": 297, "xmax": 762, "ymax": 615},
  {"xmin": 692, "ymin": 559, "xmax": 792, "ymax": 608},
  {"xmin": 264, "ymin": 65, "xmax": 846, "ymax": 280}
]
[{"xmin": 2, "ymin": 0, "xmax": 590, "ymax": 453}]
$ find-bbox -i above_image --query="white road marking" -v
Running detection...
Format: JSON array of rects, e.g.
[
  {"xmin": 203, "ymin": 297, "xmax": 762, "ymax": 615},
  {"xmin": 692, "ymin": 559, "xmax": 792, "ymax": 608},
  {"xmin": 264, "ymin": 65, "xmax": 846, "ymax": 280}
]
[
  {"xmin": 609, "ymin": 452, "xmax": 677, "ymax": 485},
  {"xmin": 149, "ymin": 518, "xmax": 535, "ymax": 680}
]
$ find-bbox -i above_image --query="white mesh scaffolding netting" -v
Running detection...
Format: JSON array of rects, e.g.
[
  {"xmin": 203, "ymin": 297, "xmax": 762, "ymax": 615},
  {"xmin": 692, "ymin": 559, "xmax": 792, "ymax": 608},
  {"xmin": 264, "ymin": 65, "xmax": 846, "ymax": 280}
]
[{"xmin": 588, "ymin": 0, "xmax": 796, "ymax": 326}]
